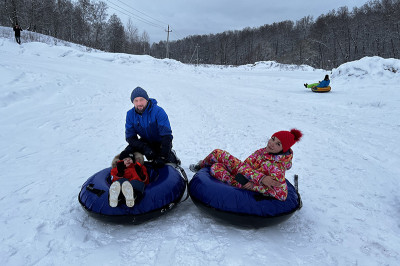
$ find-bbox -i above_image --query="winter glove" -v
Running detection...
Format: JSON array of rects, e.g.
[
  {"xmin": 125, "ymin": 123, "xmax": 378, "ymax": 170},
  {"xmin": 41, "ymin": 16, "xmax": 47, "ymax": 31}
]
[
  {"xmin": 234, "ymin": 173, "xmax": 249, "ymax": 185},
  {"xmin": 160, "ymin": 135, "xmax": 173, "ymax": 159},
  {"xmin": 134, "ymin": 163, "xmax": 146, "ymax": 181},
  {"xmin": 152, "ymin": 157, "xmax": 166, "ymax": 168},
  {"xmin": 116, "ymin": 161, "xmax": 126, "ymax": 176},
  {"xmin": 144, "ymin": 148, "xmax": 155, "ymax": 161}
]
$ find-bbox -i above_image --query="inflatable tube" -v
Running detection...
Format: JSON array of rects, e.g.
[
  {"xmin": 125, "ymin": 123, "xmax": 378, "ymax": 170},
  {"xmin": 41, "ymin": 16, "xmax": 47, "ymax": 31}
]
[
  {"xmin": 78, "ymin": 163, "xmax": 187, "ymax": 224},
  {"xmin": 188, "ymin": 168, "xmax": 302, "ymax": 227},
  {"xmin": 312, "ymin": 86, "xmax": 331, "ymax": 93}
]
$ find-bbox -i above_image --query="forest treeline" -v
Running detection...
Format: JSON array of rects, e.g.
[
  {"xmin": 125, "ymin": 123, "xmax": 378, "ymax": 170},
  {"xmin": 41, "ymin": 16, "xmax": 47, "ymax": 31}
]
[
  {"xmin": 1, "ymin": 0, "xmax": 399, "ymax": 69},
  {"xmin": 151, "ymin": 0, "xmax": 400, "ymax": 69}
]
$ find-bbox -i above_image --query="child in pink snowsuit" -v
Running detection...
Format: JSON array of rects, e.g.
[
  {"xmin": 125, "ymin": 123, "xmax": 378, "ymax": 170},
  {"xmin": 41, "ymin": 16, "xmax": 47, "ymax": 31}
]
[{"xmin": 190, "ymin": 129, "xmax": 302, "ymax": 201}]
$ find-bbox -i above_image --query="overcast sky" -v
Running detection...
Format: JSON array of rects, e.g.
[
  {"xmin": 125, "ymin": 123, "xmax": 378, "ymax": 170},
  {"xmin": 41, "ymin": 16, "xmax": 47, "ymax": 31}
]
[{"xmin": 103, "ymin": 0, "xmax": 370, "ymax": 43}]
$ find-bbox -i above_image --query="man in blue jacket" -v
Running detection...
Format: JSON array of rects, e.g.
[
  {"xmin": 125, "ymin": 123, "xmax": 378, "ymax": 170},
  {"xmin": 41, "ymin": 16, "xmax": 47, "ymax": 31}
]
[{"xmin": 124, "ymin": 87, "xmax": 180, "ymax": 168}]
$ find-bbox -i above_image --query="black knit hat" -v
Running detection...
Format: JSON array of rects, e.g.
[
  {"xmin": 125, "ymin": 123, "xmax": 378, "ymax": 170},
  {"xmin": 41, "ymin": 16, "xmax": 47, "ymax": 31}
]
[{"xmin": 119, "ymin": 150, "xmax": 135, "ymax": 161}]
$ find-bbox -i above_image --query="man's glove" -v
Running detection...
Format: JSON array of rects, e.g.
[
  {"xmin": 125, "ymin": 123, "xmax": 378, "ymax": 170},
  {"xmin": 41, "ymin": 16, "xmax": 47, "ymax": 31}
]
[
  {"xmin": 144, "ymin": 148, "xmax": 155, "ymax": 161},
  {"xmin": 117, "ymin": 161, "xmax": 126, "ymax": 176},
  {"xmin": 160, "ymin": 135, "xmax": 173, "ymax": 159},
  {"xmin": 152, "ymin": 157, "xmax": 166, "ymax": 168}
]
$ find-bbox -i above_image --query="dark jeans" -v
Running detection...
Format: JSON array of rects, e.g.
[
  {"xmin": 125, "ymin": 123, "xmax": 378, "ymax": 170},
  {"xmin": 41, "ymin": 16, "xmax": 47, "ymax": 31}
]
[
  {"xmin": 15, "ymin": 36, "xmax": 21, "ymax": 44},
  {"xmin": 116, "ymin": 178, "xmax": 145, "ymax": 194},
  {"xmin": 116, "ymin": 178, "xmax": 145, "ymax": 203}
]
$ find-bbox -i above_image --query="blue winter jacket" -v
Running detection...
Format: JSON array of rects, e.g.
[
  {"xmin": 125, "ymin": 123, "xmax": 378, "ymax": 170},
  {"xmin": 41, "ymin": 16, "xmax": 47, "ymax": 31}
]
[
  {"xmin": 317, "ymin": 79, "xmax": 330, "ymax": 88},
  {"xmin": 125, "ymin": 98, "xmax": 172, "ymax": 143}
]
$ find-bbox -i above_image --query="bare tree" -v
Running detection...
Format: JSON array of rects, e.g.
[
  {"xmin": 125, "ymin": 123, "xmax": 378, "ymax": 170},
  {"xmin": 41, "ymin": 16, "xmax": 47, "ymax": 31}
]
[
  {"xmin": 125, "ymin": 18, "xmax": 139, "ymax": 54},
  {"xmin": 140, "ymin": 31, "xmax": 150, "ymax": 54}
]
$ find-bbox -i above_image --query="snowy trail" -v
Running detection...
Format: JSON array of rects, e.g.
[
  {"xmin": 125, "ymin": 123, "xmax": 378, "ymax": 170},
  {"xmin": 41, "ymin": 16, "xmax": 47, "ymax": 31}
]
[{"xmin": 1, "ymin": 36, "xmax": 400, "ymax": 265}]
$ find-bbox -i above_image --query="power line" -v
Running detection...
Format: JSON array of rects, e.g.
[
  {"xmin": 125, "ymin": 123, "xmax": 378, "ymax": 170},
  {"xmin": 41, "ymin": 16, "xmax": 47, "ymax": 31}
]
[
  {"xmin": 113, "ymin": 0, "xmax": 167, "ymax": 26},
  {"xmin": 104, "ymin": 1, "xmax": 188, "ymax": 43},
  {"xmin": 169, "ymin": 26, "xmax": 186, "ymax": 41},
  {"xmin": 105, "ymin": 4, "xmax": 133, "ymax": 21},
  {"xmin": 106, "ymin": 0, "xmax": 164, "ymax": 29},
  {"xmin": 105, "ymin": 0, "xmax": 165, "ymax": 29}
]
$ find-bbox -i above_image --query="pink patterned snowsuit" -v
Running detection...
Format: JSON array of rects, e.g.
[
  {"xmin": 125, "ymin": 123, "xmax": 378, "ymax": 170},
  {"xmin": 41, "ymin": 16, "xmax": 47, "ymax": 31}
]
[{"xmin": 199, "ymin": 148, "xmax": 293, "ymax": 201}]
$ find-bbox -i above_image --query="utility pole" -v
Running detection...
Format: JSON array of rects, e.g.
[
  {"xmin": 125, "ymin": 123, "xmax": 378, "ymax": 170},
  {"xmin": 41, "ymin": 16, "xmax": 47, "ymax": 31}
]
[
  {"xmin": 189, "ymin": 44, "xmax": 200, "ymax": 65},
  {"xmin": 165, "ymin": 24, "xmax": 172, "ymax": 58},
  {"xmin": 196, "ymin": 44, "xmax": 199, "ymax": 65}
]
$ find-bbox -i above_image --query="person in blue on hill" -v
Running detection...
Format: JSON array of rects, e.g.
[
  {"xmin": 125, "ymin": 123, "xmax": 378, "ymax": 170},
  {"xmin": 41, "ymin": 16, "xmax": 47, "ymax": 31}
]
[
  {"xmin": 304, "ymin": 75, "xmax": 330, "ymax": 89},
  {"xmin": 122, "ymin": 86, "xmax": 180, "ymax": 168}
]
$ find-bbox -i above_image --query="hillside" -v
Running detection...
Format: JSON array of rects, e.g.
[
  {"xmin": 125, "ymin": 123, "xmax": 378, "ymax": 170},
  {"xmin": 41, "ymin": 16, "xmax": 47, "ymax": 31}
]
[{"xmin": 1, "ymin": 36, "xmax": 399, "ymax": 265}]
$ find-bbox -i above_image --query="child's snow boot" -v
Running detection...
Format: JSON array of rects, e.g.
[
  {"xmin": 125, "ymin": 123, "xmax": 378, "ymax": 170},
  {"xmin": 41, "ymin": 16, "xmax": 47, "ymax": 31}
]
[
  {"xmin": 122, "ymin": 181, "xmax": 135, "ymax": 207},
  {"xmin": 109, "ymin": 181, "xmax": 121, "ymax": 207},
  {"xmin": 189, "ymin": 162, "xmax": 202, "ymax": 173}
]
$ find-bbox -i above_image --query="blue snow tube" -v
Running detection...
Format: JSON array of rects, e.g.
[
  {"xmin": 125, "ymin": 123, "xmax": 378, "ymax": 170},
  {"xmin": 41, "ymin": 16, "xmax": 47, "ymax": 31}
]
[
  {"xmin": 78, "ymin": 163, "xmax": 187, "ymax": 224},
  {"xmin": 189, "ymin": 168, "xmax": 302, "ymax": 227}
]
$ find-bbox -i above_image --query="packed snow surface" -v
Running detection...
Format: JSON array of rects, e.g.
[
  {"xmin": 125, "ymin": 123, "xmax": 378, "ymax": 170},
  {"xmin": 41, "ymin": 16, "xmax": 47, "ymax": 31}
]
[{"xmin": 1, "ymin": 33, "xmax": 399, "ymax": 265}]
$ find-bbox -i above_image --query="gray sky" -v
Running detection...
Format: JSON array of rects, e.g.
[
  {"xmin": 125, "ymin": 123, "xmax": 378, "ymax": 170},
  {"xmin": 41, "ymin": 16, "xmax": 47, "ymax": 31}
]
[{"xmin": 103, "ymin": 0, "xmax": 369, "ymax": 43}]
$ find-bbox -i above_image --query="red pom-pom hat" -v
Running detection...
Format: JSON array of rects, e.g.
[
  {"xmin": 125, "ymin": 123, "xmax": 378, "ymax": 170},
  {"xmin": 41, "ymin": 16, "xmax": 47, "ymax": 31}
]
[{"xmin": 272, "ymin": 129, "xmax": 303, "ymax": 152}]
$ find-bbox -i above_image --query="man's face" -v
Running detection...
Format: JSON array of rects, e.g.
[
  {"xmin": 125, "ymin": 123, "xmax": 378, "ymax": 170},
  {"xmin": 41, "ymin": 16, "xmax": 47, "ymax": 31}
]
[{"xmin": 133, "ymin": 97, "xmax": 148, "ymax": 113}]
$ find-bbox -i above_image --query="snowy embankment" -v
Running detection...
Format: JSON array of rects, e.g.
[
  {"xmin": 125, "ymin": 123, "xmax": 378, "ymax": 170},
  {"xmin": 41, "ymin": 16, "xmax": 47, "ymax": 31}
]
[{"xmin": 0, "ymin": 31, "xmax": 399, "ymax": 266}]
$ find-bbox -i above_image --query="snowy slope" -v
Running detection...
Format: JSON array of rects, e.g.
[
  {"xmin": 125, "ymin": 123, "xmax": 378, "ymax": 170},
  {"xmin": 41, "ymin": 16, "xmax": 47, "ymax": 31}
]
[{"xmin": 1, "ymin": 33, "xmax": 400, "ymax": 266}]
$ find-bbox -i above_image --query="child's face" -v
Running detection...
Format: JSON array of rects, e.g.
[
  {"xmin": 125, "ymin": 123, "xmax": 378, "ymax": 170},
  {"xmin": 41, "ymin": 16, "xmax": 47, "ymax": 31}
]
[
  {"xmin": 265, "ymin": 136, "xmax": 283, "ymax": 154},
  {"xmin": 123, "ymin": 157, "xmax": 133, "ymax": 166}
]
